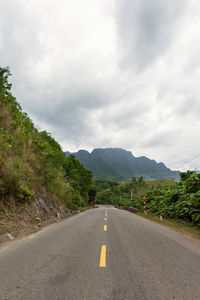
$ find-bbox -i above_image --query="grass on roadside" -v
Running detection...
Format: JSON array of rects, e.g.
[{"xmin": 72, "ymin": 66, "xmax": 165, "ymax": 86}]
[{"xmin": 136, "ymin": 211, "xmax": 200, "ymax": 240}]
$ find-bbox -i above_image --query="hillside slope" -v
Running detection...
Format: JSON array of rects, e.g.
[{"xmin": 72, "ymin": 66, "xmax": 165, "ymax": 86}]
[
  {"xmin": 66, "ymin": 148, "xmax": 180, "ymax": 182},
  {"xmin": 0, "ymin": 67, "xmax": 93, "ymax": 236}
]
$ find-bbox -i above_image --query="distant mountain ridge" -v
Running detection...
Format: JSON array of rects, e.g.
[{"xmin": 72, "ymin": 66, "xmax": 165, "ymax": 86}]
[{"xmin": 65, "ymin": 148, "xmax": 180, "ymax": 182}]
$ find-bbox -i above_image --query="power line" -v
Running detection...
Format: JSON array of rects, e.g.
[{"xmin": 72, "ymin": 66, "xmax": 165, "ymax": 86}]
[{"xmin": 182, "ymin": 152, "xmax": 200, "ymax": 168}]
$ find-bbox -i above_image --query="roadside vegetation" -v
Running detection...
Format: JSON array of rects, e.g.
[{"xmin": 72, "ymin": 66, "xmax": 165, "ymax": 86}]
[
  {"xmin": 93, "ymin": 179, "xmax": 120, "ymax": 193},
  {"xmin": 96, "ymin": 177, "xmax": 175, "ymax": 209},
  {"xmin": 96, "ymin": 172, "xmax": 200, "ymax": 227},
  {"xmin": 0, "ymin": 66, "xmax": 94, "ymax": 214},
  {"xmin": 146, "ymin": 171, "xmax": 200, "ymax": 226},
  {"xmin": 136, "ymin": 212, "xmax": 200, "ymax": 239}
]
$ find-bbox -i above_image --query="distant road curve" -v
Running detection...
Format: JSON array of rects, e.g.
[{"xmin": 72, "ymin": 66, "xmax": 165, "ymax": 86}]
[{"xmin": 0, "ymin": 205, "xmax": 200, "ymax": 299}]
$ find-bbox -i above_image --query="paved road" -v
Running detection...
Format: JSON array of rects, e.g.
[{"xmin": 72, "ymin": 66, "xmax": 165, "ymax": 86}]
[{"xmin": 0, "ymin": 206, "xmax": 200, "ymax": 300}]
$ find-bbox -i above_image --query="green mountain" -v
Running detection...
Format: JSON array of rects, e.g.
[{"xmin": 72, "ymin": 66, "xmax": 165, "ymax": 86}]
[{"xmin": 66, "ymin": 148, "xmax": 180, "ymax": 182}]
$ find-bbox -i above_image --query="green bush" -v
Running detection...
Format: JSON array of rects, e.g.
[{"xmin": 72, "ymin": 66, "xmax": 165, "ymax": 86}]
[{"xmin": 146, "ymin": 171, "xmax": 200, "ymax": 225}]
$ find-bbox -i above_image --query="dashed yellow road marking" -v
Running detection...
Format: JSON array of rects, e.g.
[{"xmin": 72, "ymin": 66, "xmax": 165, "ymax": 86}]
[
  {"xmin": 104, "ymin": 225, "xmax": 107, "ymax": 231},
  {"xmin": 104, "ymin": 217, "xmax": 107, "ymax": 221},
  {"xmin": 99, "ymin": 245, "xmax": 106, "ymax": 267}
]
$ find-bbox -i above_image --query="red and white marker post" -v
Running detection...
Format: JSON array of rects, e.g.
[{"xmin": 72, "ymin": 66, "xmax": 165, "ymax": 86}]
[{"xmin": 142, "ymin": 195, "xmax": 147, "ymax": 215}]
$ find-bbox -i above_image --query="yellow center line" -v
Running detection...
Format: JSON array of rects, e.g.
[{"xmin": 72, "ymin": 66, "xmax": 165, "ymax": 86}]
[
  {"xmin": 104, "ymin": 217, "xmax": 107, "ymax": 221},
  {"xmin": 99, "ymin": 245, "xmax": 106, "ymax": 267},
  {"xmin": 104, "ymin": 225, "xmax": 107, "ymax": 231}
]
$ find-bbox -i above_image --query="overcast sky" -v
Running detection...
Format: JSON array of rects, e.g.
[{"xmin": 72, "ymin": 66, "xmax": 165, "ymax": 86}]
[{"xmin": 0, "ymin": 0, "xmax": 200, "ymax": 170}]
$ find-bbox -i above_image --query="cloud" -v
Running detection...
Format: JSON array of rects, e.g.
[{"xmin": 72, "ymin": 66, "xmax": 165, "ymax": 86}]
[
  {"xmin": 115, "ymin": 0, "xmax": 186, "ymax": 71},
  {"xmin": 0, "ymin": 0, "xmax": 200, "ymax": 171},
  {"xmin": 0, "ymin": 0, "xmax": 116, "ymax": 141}
]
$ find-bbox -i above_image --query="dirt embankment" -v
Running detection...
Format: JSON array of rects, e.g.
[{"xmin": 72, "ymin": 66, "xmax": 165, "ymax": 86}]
[{"xmin": 0, "ymin": 187, "xmax": 93, "ymax": 246}]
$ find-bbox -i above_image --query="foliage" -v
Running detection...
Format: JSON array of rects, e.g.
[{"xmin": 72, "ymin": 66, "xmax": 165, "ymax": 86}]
[
  {"xmin": 96, "ymin": 171, "xmax": 200, "ymax": 224},
  {"xmin": 97, "ymin": 173, "xmax": 200, "ymax": 225},
  {"xmin": 65, "ymin": 155, "xmax": 93, "ymax": 200},
  {"xmin": 93, "ymin": 179, "xmax": 120, "ymax": 192},
  {"xmin": 146, "ymin": 171, "xmax": 200, "ymax": 225},
  {"xmin": 88, "ymin": 188, "xmax": 97, "ymax": 204},
  {"xmin": 96, "ymin": 178, "xmax": 175, "ymax": 209},
  {"xmin": 0, "ymin": 66, "xmax": 93, "ymax": 208}
]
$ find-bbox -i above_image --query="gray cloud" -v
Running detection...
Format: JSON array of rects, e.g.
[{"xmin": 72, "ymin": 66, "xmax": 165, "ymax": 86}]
[
  {"xmin": 0, "ymin": 0, "xmax": 200, "ymax": 170},
  {"xmin": 0, "ymin": 1, "xmax": 46, "ymax": 73},
  {"xmin": 31, "ymin": 86, "xmax": 109, "ymax": 141},
  {"xmin": 115, "ymin": 0, "xmax": 186, "ymax": 71}
]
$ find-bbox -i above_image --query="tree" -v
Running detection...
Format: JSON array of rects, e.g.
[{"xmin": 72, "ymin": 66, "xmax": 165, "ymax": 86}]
[
  {"xmin": 0, "ymin": 66, "xmax": 12, "ymax": 95},
  {"xmin": 132, "ymin": 176, "xmax": 137, "ymax": 185},
  {"xmin": 65, "ymin": 154, "xmax": 93, "ymax": 199},
  {"xmin": 88, "ymin": 188, "xmax": 97, "ymax": 204},
  {"xmin": 138, "ymin": 176, "xmax": 145, "ymax": 186}
]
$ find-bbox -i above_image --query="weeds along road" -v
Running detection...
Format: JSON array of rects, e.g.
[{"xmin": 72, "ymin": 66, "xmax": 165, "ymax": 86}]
[{"xmin": 0, "ymin": 205, "xmax": 200, "ymax": 300}]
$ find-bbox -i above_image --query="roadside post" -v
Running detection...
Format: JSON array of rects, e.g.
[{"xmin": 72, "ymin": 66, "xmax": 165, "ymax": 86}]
[
  {"xmin": 142, "ymin": 195, "xmax": 147, "ymax": 215},
  {"xmin": 160, "ymin": 213, "xmax": 163, "ymax": 221}
]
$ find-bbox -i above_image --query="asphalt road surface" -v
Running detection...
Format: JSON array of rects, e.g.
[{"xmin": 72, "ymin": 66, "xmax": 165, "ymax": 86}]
[{"xmin": 0, "ymin": 205, "xmax": 200, "ymax": 300}]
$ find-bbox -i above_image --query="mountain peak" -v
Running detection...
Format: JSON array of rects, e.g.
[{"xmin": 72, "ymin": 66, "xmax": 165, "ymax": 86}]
[
  {"xmin": 92, "ymin": 147, "xmax": 134, "ymax": 157},
  {"xmin": 65, "ymin": 148, "xmax": 179, "ymax": 182}
]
